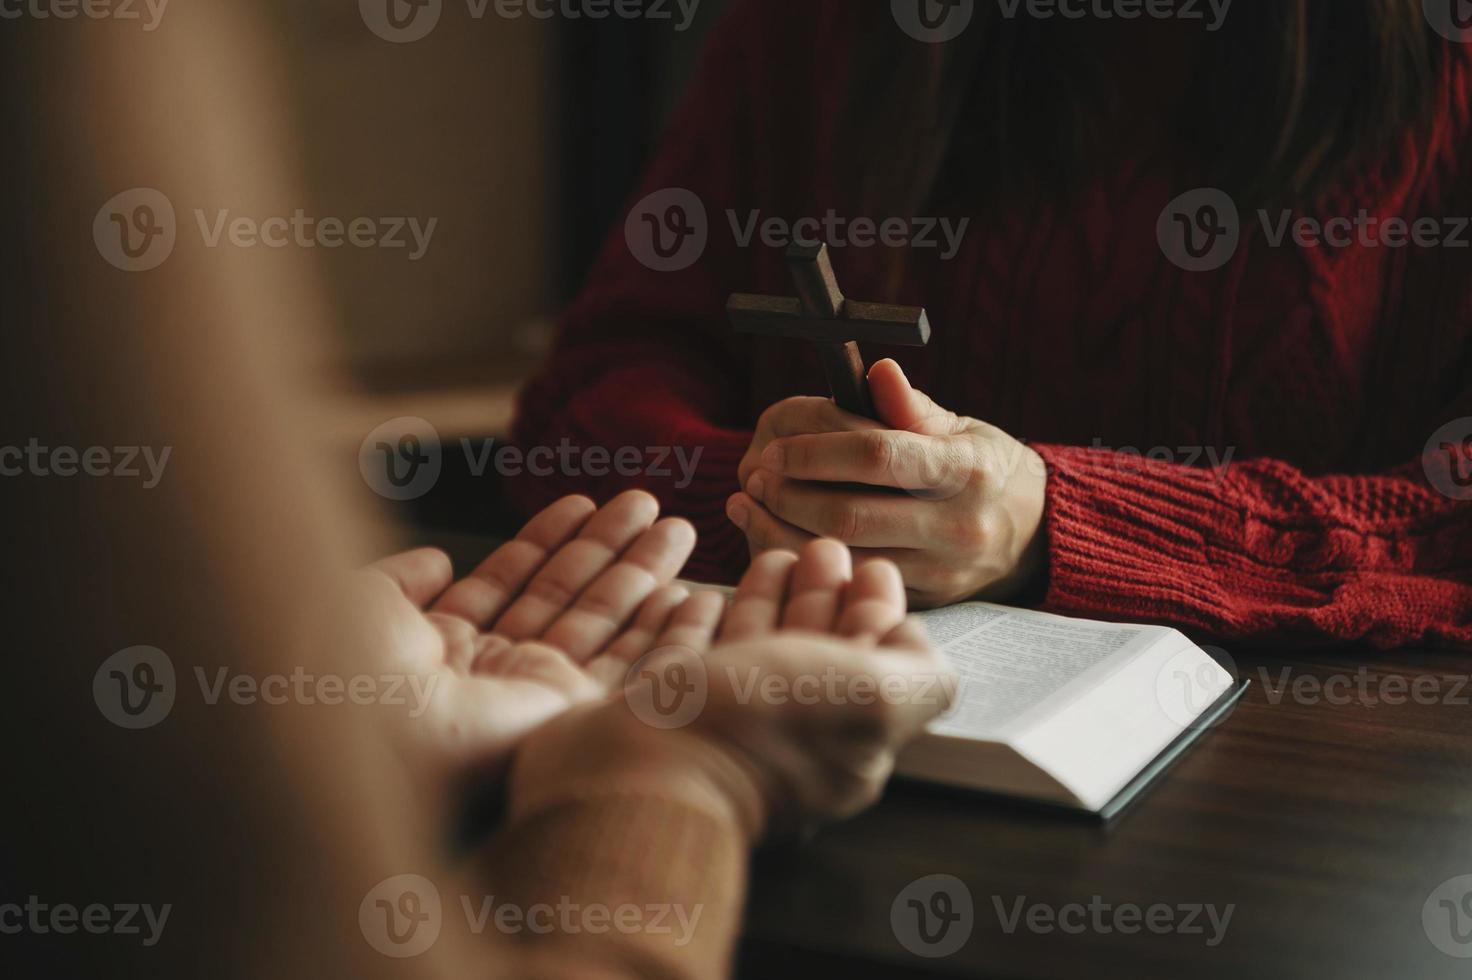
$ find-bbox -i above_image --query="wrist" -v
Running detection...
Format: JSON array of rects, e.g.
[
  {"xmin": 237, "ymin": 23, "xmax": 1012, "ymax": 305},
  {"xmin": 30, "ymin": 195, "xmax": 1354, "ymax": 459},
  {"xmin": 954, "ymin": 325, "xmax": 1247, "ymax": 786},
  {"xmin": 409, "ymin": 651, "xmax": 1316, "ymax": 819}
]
[{"xmin": 507, "ymin": 701, "xmax": 769, "ymax": 845}]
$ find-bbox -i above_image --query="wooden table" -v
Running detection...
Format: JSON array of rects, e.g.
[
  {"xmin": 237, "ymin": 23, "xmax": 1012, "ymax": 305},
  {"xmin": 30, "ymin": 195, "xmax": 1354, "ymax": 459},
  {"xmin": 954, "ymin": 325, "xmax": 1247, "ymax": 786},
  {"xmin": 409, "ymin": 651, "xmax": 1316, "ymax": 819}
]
[{"xmin": 415, "ymin": 530, "xmax": 1472, "ymax": 980}]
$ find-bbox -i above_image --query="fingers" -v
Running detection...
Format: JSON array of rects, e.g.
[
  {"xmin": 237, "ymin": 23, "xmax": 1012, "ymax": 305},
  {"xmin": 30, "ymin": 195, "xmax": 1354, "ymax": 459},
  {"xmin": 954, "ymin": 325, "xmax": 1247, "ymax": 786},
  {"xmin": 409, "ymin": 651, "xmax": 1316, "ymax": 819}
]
[
  {"xmin": 762, "ymin": 429, "xmax": 968, "ymax": 492},
  {"xmin": 537, "ymin": 517, "xmax": 697, "ymax": 663},
  {"xmin": 727, "ymin": 492, "xmax": 815, "ymax": 555},
  {"xmin": 744, "ymin": 471, "xmax": 927, "ymax": 548},
  {"xmin": 491, "ymin": 491, "xmax": 661, "ymax": 641},
  {"xmin": 781, "ymin": 538, "xmax": 853, "ymax": 632},
  {"xmin": 835, "ymin": 560, "xmax": 907, "ymax": 642},
  {"xmin": 879, "ymin": 616, "xmax": 936, "ymax": 656},
  {"xmin": 761, "ymin": 396, "xmax": 881, "ymax": 439},
  {"xmin": 650, "ymin": 590, "xmax": 727, "ymax": 656},
  {"xmin": 586, "ymin": 584, "xmax": 691, "ymax": 688},
  {"xmin": 370, "ymin": 548, "xmax": 455, "ymax": 608},
  {"xmin": 867, "ymin": 358, "xmax": 960, "ymax": 436},
  {"xmin": 719, "ymin": 549, "xmax": 799, "ymax": 642},
  {"xmin": 430, "ymin": 495, "xmax": 597, "ymax": 627}
]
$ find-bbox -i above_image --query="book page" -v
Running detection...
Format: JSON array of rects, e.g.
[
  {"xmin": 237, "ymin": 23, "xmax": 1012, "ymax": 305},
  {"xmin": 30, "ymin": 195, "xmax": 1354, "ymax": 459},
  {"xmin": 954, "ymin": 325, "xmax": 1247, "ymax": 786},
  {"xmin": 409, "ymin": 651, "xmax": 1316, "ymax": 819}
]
[{"xmin": 919, "ymin": 603, "xmax": 1161, "ymax": 739}]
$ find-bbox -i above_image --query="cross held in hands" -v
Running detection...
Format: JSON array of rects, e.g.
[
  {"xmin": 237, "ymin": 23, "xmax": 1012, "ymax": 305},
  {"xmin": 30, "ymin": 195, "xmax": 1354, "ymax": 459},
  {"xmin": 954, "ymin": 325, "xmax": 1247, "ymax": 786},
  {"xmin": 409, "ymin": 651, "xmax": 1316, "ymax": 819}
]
[{"xmin": 726, "ymin": 242, "xmax": 931, "ymax": 418}]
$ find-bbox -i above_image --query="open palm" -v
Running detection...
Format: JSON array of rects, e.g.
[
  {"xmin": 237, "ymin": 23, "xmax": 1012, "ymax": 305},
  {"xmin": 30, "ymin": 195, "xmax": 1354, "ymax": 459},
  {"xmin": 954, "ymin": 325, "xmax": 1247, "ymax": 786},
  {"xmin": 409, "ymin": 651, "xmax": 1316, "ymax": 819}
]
[{"xmin": 363, "ymin": 491, "xmax": 719, "ymax": 785}]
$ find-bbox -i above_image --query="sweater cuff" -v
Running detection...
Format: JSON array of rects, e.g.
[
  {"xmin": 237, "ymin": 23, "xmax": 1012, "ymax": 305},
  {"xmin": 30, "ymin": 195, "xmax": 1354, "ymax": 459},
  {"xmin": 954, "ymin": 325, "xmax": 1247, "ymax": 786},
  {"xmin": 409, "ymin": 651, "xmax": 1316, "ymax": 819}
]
[
  {"xmin": 477, "ymin": 795, "xmax": 746, "ymax": 980},
  {"xmin": 1033, "ymin": 444, "xmax": 1235, "ymax": 633}
]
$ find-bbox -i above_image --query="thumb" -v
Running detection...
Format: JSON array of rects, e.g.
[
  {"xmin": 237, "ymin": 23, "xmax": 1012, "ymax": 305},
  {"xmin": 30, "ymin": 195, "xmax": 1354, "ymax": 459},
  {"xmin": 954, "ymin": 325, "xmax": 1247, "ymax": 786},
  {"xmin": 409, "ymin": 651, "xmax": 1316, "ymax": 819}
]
[{"xmin": 868, "ymin": 359, "xmax": 956, "ymax": 435}]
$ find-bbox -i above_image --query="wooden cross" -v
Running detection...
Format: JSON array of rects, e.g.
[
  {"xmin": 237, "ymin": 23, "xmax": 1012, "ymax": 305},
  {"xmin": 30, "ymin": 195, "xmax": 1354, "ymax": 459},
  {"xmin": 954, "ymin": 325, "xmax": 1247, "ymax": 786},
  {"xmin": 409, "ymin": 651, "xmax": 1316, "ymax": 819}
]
[{"xmin": 726, "ymin": 243, "xmax": 931, "ymax": 418}]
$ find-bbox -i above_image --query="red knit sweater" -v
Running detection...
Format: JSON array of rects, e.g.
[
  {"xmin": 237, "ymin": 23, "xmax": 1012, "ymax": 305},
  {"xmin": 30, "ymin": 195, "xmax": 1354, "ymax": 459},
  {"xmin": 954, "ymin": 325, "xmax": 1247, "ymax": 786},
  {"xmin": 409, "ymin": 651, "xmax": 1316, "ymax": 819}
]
[{"xmin": 511, "ymin": 0, "xmax": 1472, "ymax": 650}]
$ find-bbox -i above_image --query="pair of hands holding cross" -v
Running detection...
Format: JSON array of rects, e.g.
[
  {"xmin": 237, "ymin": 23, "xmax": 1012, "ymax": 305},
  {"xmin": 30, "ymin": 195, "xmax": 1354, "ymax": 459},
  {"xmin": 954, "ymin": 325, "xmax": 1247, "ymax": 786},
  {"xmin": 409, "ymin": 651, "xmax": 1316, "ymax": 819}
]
[
  {"xmin": 360, "ymin": 490, "xmax": 954, "ymax": 845},
  {"xmin": 728, "ymin": 358, "xmax": 1050, "ymax": 608},
  {"xmin": 726, "ymin": 244, "xmax": 1049, "ymax": 609}
]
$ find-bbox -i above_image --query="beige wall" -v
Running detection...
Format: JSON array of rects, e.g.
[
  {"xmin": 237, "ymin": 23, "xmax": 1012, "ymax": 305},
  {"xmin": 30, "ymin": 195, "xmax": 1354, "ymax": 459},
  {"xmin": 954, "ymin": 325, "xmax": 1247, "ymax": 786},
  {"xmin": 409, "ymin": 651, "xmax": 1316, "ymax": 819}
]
[{"xmin": 289, "ymin": 3, "xmax": 552, "ymax": 373}]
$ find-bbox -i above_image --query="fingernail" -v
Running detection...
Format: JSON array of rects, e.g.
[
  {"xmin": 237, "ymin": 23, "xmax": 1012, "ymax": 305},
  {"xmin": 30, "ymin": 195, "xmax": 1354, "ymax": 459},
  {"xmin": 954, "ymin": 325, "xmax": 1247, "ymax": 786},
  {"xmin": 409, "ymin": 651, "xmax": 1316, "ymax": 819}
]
[
  {"xmin": 726, "ymin": 497, "xmax": 749, "ymax": 530},
  {"xmin": 762, "ymin": 443, "xmax": 785, "ymax": 471},
  {"xmin": 746, "ymin": 471, "xmax": 766, "ymax": 501}
]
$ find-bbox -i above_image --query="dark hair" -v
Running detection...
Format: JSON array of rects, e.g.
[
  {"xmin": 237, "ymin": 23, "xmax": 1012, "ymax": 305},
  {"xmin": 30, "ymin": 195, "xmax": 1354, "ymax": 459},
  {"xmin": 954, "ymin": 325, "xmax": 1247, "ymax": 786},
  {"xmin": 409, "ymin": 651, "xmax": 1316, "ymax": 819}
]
[{"xmin": 842, "ymin": 1, "xmax": 1446, "ymax": 218}]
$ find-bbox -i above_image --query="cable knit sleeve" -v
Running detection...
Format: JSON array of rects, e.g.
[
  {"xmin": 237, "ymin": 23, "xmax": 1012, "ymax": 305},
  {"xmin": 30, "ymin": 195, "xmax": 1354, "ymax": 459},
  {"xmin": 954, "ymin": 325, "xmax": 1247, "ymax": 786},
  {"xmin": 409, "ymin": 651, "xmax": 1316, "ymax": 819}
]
[{"xmin": 1034, "ymin": 441, "xmax": 1472, "ymax": 650}]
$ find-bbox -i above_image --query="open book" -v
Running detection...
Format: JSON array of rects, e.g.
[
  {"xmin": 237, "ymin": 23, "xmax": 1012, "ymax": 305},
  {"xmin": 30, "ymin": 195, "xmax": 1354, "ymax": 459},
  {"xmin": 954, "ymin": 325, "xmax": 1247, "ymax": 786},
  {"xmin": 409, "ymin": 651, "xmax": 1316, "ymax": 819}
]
[{"xmin": 899, "ymin": 602, "xmax": 1243, "ymax": 816}]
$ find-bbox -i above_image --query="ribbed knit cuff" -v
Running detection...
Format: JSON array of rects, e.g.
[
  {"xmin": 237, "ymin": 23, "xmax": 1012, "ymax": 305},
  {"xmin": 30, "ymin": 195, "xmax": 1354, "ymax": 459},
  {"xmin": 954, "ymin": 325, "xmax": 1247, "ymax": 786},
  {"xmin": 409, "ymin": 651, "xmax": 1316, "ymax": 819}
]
[
  {"xmin": 478, "ymin": 795, "xmax": 746, "ymax": 979},
  {"xmin": 1033, "ymin": 444, "xmax": 1235, "ymax": 633}
]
